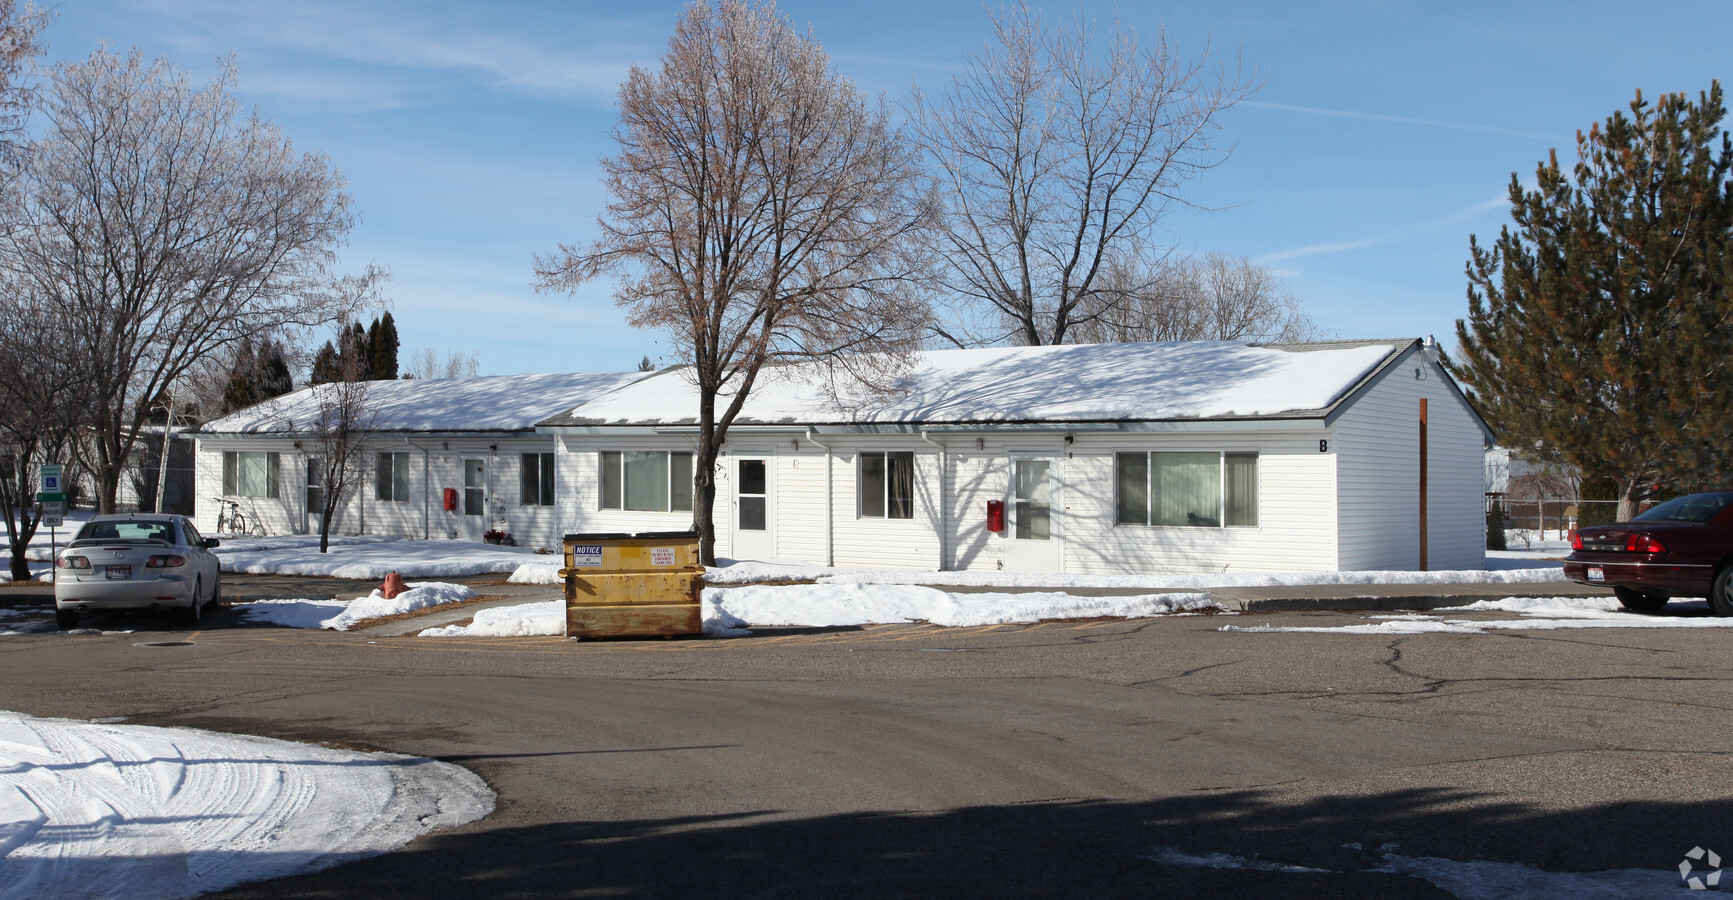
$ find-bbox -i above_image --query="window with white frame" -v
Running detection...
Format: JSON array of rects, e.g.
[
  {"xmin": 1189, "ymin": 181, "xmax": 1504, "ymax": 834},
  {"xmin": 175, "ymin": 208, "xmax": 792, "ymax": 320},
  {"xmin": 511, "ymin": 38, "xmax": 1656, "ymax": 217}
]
[
  {"xmin": 859, "ymin": 451, "xmax": 914, "ymax": 519},
  {"xmin": 1115, "ymin": 451, "xmax": 1258, "ymax": 527},
  {"xmin": 222, "ymin": 451, "xmax": 280, "ymax": 498},
  {"xmin": 521, "ymin": 452, "xmax": 555, "ymax": 506},
  {"xmin": 375, "ymin": 452, "xmax": 411, "ymax": 502},
  {"xmin": 599, "ymin": 451, "xmax": 693, "ymax": 512}
]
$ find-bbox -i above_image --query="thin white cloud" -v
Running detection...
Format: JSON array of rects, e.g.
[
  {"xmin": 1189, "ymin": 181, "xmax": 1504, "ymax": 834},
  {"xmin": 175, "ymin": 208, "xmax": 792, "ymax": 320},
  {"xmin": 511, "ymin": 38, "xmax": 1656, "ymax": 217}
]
[
  {"xmin": 1257, "ymin": 237, "xmax": 1380, "ymax": 263},
  {"xmin": 123, "ymin": 0, "xmax": 661, "ymax": 105},
  {"xmin": 1245, "ymin": 100, "xmax": 1558, "ymax": 142},
  {"xmin": 1257, "ymin": 194, "xmax": 1513, "ymax": 264},
  {"xmin": 236, "ymin": 68, "xmax": 415, "ymax": 113}
]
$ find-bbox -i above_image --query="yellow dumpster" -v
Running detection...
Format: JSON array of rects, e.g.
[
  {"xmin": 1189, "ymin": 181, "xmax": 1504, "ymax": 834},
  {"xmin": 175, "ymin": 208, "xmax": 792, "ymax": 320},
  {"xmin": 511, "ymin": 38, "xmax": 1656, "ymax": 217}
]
[{"xmin": 559, "ymin": 531, "xmax": 704, "ymax": 639}]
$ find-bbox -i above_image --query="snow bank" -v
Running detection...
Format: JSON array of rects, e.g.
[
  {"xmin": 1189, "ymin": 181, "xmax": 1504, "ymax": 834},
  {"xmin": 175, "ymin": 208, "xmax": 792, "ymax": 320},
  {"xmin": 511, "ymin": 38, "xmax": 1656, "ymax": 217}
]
[
  {"xmin": 1221, "ymin": 596, "xmax": 1733, "ymax": 634},
  {"xmin": 701, "ymin": 561, "xmax": 1566, "ymax": 589},
  {"xmin": 0, "ymin": 710, "xmax": 493, "ymax": 899},
  {"xmin": 237, "ymin": 582, "xmax": 478, "ymax": 631},
  {"xmin": 507, "ymin": 558, "xmax": 1566, "ymax": 591},
  {"xmin": 217, "ymin": 535, "xmax": 540, "ymax": 579},
  {"xmin": 321, "ymin": 582, "xmax": 478, "ymax": 631},
  {"xmin": 236, "ymin": 598, "xmax": 348, "ymax": 629},
  {"xmin": 420, "ymin": 584, "xmax": 1223, "ymax": 637},
  {"xmin": 421, "ymin": 599, "xmax": 564, "ymax": 637},
  {"xmin": 707, "ymin": 583, "xmax": 1223, "ymax": 628},
  {"xmin": 507, "ymin": 562, "xmax": 562, "ymax": 584}
]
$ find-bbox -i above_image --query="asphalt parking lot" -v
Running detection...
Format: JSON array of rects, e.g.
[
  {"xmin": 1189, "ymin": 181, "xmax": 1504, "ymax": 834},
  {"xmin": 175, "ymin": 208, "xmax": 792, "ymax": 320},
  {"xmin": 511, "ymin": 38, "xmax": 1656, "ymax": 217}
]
[{"xmin": 1, "ymin": 579, "xmax": 1728, "ymax": 897}]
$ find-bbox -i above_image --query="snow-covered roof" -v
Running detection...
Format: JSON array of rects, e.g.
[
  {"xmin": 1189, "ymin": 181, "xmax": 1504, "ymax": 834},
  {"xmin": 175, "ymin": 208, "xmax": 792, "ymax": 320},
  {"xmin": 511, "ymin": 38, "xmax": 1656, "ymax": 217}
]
[
  {"xmin": 540, "ymin": 340, "xmax": 1415, "ymax": 429},
  {"xmin": 202, "ymin": 372, "xmax": 649, "ymax": 435}
]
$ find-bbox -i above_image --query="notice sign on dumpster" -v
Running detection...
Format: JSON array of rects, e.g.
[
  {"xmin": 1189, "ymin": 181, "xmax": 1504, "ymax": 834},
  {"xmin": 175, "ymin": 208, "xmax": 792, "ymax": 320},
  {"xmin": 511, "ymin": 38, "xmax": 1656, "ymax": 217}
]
[
  {"xmin": 651, "ymin": 548, "xmax": 676, "ymax": 566},
  {"xmin": 569, "ymin": 545, "xmax": 604, "ymax": 567}
]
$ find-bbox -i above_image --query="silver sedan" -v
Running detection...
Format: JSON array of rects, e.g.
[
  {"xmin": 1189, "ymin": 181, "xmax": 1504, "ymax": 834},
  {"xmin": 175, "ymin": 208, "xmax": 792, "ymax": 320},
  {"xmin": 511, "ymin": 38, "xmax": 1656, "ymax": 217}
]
[{"xmin": 53, "ymin": 515, "xmax": 222, "ymax": 629}]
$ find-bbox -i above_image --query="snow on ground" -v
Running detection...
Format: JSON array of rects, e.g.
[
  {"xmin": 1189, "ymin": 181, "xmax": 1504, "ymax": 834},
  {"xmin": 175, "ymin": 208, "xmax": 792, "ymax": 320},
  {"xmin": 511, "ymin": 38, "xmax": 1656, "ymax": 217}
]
[
  {"xmin": 420, "ymin": 600, "xmax": 564, "ymax": 637},
  {"xmin": 1221, "ymin": 596, "xmax": 1733, "ymax": 635},
  {"xmin": 509, "ymin": 556, "xmax": 1566, "ymax": 588},
  {"xmin": 707, "ymin": 583, "xmax": 1223, "ymax": 627},
  {"xmin": 1147, "ymin": 845, "xmax": 1684, "ymax": 897},
  {"xmin": 0, "ymin": 510, "xmax": 94, "ymax": 582},
  {"xmin": 0, "ymin": 709, "xmax": 492, "ymax": 900},
  {"xmin": 216, "ymin": 534, "xmax": 543, "ymax": 579},
  {"xmin": 237, "ymin": 582, "xmax": 476, "ymax": 631},
  {"xmin": 421, "ymin": 585, "xmax": 1227, "ymax": 637}
]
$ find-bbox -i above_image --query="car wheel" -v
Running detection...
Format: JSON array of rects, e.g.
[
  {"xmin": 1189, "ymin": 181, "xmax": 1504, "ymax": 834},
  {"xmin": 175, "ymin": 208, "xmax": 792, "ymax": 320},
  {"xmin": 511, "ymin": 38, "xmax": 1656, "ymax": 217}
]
[
  {"xmin": 180, "ymin": 580, "xmax": 204, "ymax": 627},
  {"xmin": 55, "ymin": 609, "xmax": 79, "ymax": 630},
  {"xmin": 1711, "ymin": 567, "xmax": 1733, "ymax": 618},
  {"xmin": 1613, "ymin": 585, "xmax": 1668, "ymax": 613},
  {"xmin": 209, "ymin": 572, "xmax": 221, "ymax": 605}
]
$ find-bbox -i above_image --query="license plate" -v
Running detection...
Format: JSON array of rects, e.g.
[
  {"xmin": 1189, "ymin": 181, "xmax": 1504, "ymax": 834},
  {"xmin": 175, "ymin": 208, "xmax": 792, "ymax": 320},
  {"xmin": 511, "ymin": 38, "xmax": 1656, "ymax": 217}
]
[
  {"xmin": 105, "ymin": 566, "xmax": 131, "ymax": 580},
  {"xmin": 1586, "ymin": 567, "xmax": 1604, "ymax": 582}
]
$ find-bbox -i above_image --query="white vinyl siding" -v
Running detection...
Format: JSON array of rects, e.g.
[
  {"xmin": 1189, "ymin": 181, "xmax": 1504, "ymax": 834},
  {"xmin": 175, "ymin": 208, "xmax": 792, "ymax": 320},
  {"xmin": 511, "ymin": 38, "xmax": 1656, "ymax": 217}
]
[
  {"xmin": 1333, "ymin": 351, "xmax": 1487, "ymax": 571},
  {"xmin": 1062, "ymin": 433, "xmax": 1336, "ymax": 575}
]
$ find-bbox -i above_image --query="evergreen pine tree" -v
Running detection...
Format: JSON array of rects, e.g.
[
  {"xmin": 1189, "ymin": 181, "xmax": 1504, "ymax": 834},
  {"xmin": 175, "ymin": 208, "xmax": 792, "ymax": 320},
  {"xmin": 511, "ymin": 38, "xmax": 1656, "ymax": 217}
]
[
  {"xmin": 221, "ymin": 338, "xmax": 260, "ymax": 412},
  {"xmin": 257, "ymin": 339, "xmax": 294, "ymax": 398},
  {"xmin": 309, "ymin": 340, "xmax": 342, "ymax": 385},
  {"xmin": 346, "ymin": 322, "xmax": 371, "ymax": 379},
  {"xmin": 369, "ymin": 312, "xmax": 399, "ymax": 380},
  {"xmin": 1455, "ymin": 82, "xmax": 1733, "ymax": 520}
]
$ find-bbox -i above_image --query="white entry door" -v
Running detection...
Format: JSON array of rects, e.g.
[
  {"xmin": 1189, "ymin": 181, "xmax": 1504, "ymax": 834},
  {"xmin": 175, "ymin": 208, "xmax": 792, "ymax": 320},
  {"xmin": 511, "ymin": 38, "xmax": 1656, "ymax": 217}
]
[
  {"xmin": 1004, "ymin": 455, "xmax": 1062, "ymax": 573},
  {"xmin": 730, "ymin": 457, "xmax": 775, "ymax": 561},
  {"xmin": 460, "ymin": 457, "xmax": 487, "ymax": 540},
  {"xmin": 305, "ymin": 457, "xmax": 324, "ymax": 535}
]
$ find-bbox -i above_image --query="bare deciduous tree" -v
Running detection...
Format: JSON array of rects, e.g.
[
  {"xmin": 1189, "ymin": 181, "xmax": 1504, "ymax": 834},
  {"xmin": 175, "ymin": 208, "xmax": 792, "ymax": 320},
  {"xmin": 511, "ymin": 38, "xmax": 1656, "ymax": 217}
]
[
  {"xmin": 294, "ymin": 344, "xmax": 376, "ymax": 554},
  {"xmin": 401, "ymin": 347, "xmax": 481, "ymax": 380},
  {"xmin": 537, "ymin": 0, "xmax": 935, "ymax": 563},
  {"xmin": 0, "ymin": 291, "xmax": 86, "ymax": 579},
  {"xmin": 0, "ymin": 0, "xmax": 46, "ymax": 168},
  {"xmin": 909, "ymin": 2, "xmax": 1254, "ymax": 347},
  {"xmin": 1069, "ymin": 252, "xmax": 1323, "ymax": 344},
  {"xmin": 0, "ymin": 48, "xmax": 366, "ymax": 513}
]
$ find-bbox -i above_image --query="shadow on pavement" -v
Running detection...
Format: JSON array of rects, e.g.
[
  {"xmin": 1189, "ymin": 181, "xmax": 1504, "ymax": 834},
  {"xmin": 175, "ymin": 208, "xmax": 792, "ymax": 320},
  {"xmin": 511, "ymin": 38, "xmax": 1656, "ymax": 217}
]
[{"xmin": 207, "ymin": 785, "xmax": 1721, "ymax": 898}]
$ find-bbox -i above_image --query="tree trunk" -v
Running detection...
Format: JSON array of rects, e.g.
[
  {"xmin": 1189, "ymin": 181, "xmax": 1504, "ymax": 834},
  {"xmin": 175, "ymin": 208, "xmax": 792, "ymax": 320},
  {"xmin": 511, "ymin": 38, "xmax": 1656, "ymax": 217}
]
[
  {"xmin": 1616, "ymin": 476, "xmax": 1642, "ymax": 522},
  {"xmin": 6, "ymin": 507, "xmax": 34, "ymax": 582},
  {"xmin": 694, "ymin": 385, "xmax": 720, "ymax": 565}
]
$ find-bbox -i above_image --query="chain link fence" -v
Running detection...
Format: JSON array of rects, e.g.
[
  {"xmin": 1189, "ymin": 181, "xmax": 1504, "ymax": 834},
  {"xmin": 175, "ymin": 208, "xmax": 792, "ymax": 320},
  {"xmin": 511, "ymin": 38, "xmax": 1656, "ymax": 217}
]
[{"xmin": 1486, "ymin": 497, "xmax": 1621, "ymax": 544}]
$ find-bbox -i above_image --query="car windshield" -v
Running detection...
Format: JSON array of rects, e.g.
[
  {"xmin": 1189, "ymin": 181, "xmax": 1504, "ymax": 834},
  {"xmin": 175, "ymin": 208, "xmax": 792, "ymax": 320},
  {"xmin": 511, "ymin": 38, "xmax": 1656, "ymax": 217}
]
[
  {"xmin": 74, "ymin": 521, "xmax": 176, "ymax": 543},
  {"xmin": 1633, "ymin": 492, "xmax": 1733, "ymax": 524}
]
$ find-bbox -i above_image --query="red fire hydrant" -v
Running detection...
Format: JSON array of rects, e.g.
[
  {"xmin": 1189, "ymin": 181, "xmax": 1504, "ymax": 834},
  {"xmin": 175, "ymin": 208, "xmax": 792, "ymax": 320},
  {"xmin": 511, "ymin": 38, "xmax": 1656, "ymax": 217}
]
[{"xmin": 380, "ymin": 571, "xmax": 407, "ymax": 600}]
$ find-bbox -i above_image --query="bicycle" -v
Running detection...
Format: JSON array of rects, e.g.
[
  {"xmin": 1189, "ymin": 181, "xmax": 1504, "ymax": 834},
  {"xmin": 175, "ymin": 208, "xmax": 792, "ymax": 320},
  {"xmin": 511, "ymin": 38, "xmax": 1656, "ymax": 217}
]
[{"xmin": 213, "ymin": 497, "xmax": 266, "ymax": 537}]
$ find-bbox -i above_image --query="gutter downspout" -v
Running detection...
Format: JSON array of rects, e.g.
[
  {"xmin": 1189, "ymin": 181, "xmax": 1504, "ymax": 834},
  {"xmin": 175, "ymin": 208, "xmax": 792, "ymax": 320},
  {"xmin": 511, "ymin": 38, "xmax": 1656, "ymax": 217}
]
[
  {"xmin": 404, "ymin": 437, "xmax": 432, "ymax": 540},
  {"xmin": 804, "ymin": 429, "xmax": 834, "ymax": 567},
  {"xmin": 920, "ymin": 430, "xmax": 948, "ymax": 571}
]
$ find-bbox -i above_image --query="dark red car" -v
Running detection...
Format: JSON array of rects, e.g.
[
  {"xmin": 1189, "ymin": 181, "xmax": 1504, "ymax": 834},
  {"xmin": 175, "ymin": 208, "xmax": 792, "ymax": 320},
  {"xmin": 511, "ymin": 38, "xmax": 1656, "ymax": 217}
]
[{"xmin": 1563, "ymin": 491, "xmax": 1733, "ymax": 614}]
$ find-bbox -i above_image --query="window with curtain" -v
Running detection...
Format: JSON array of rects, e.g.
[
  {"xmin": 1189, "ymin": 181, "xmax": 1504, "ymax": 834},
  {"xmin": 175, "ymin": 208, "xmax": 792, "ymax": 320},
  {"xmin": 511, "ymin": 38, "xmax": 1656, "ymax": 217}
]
[
  {"xmin": 1114, "ymin": 451, "xmax": 1258, "ymax": 528},
  {"xmin": 222, "ymin": 451, "xmax": 280, "ymax": 499},
  {"xmin": 374, "ymin": 452, "xmax": 410, "ymax": 502},
  {"xmin": 521, "ymin": 452, "xmax": 555, "ymax": 506},
  {"xmin": 859, "ymin": 451, "xmax": 915, "ymax": 519},
  {"xmin": 598, "ymin": 451, "xmax": 694, "ymax": 512}
]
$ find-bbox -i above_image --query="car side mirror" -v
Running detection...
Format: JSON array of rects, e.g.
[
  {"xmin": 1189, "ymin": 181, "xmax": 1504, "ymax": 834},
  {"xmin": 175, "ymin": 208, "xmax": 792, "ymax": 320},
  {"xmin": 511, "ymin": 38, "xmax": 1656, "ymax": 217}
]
[{"xmin": 203, "ymin": 538, "xmax": 221, "ymax": 548}]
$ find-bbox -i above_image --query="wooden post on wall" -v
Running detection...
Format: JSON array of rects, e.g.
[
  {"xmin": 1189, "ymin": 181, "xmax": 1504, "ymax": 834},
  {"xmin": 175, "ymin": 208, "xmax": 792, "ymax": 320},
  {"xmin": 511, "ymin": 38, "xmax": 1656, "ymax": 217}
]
[{"xmin": 1419, "ymin": 398, "xmax": 1429, "ymax": 571}]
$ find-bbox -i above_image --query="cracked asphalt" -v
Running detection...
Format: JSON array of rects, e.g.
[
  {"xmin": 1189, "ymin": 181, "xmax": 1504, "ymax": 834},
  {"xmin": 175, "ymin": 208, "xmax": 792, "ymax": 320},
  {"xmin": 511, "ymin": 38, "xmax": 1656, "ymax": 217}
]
[{"xmin": 0, "ymin": 595, "xmax": 1728, "ymax": 897}]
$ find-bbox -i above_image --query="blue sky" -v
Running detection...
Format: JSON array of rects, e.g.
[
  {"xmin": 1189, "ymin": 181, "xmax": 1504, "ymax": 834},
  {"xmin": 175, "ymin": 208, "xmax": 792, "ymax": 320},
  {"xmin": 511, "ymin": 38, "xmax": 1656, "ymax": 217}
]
[{"xmin": 44, "ymin": 0, "xmax": 1733, "ymax": 375}]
